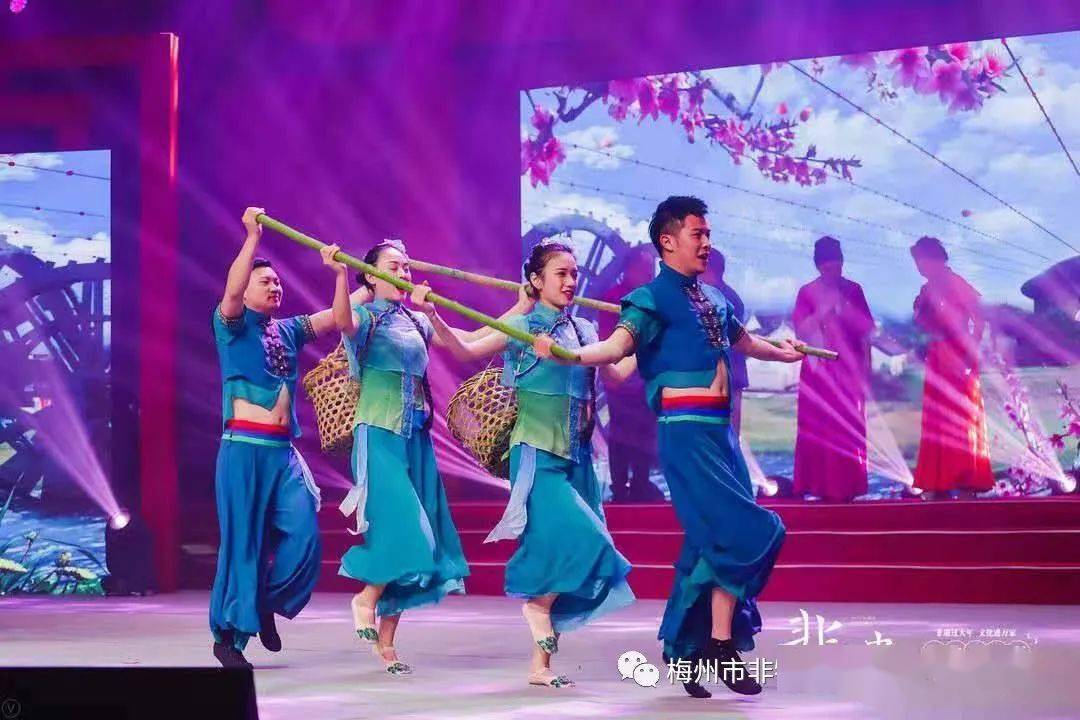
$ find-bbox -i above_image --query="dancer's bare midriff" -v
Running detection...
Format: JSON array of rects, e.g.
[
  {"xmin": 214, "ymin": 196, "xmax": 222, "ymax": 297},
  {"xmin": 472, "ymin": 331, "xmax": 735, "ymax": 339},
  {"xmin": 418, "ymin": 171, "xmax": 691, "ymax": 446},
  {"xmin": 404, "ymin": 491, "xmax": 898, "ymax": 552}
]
[
  {"xmin": 232, "ymin": 385, "xmax": 291, "ymax": 428},
  {"xmin": 660, "ymin": 357, "xmax": 729, "ymax": 402}
]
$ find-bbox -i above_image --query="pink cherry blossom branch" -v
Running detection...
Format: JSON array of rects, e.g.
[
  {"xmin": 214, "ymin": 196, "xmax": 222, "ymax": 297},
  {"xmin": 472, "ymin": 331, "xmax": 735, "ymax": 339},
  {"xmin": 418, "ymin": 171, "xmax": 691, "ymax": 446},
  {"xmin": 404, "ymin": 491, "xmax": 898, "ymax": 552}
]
[
  {"xmin": 831, "ymin": 42, "xmax": 1010, "ymax": 114},
  {"xmin": 523, "ymin": 72, "xmax": 858, "ymax": 188}
]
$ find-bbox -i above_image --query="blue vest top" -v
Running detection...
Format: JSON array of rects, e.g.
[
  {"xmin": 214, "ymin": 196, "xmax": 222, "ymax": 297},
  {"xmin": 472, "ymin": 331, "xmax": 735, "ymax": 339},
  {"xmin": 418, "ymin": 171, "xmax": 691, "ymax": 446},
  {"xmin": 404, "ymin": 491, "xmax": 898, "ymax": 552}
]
[
  {"xmin": 617, "ymin": 263, "xmax": 746, "ymax": 412},
  {"xmin": 213, "ymin": 305, "xmax": 315, "ymax": 438},
  {"xmin": 342, "ymin": 298, "xmax": 434, "ymax": 438},
  {"xmin": 500, "ymin": 303, "xmax": 597, "ymax": 400},
  {"xmin": 500, "ymin": 303, "xmax": 598, "ymax": 462},
  {"xmin": 344, "ymin": 299, "xmax": 433, "ymax": 379}
]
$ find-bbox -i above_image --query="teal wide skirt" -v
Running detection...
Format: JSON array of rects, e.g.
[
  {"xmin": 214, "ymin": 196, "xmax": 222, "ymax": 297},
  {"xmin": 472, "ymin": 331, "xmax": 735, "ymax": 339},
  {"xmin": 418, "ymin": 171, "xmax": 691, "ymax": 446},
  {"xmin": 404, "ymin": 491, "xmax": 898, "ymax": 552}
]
[
  {"xmin": 339, "ymin": 422, "xmax": 469, "ymax": 616},
  {"xmin": 503, "ymin": 444, "xmax": 634, "ymax": 633}
]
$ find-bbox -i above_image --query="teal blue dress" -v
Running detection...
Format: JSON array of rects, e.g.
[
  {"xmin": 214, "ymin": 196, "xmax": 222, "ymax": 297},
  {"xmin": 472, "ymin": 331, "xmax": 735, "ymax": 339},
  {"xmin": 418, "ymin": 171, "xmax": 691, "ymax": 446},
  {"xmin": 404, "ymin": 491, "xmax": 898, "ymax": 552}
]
[
  {"xmin": 487, "ymin": 303, "xmax": 634, "ymax": 632},
  {"xmin": 337, "ymin": 299, "xmax": 469, "ymax": 616}
]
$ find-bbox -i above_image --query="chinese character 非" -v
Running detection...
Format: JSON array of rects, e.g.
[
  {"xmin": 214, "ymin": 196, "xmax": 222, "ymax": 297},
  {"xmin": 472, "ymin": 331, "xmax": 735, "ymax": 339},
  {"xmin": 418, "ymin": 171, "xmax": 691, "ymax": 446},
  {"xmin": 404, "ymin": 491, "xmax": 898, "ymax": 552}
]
[
  {"xmin": 747, "ymin": 658, "xmax": 779, "ymax": 687},
  {"xmin": 783, "ymin": 609, "xmax": 842, "ymax": 646}
]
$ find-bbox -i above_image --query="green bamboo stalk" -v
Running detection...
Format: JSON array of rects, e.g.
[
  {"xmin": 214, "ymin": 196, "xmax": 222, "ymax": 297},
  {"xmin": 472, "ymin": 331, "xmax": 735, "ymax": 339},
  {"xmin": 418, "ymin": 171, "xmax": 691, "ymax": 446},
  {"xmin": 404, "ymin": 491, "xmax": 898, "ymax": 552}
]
[
  {"xmin": 258, "ymin": 214, "xmax": 837, "ymax": 361},
  {"xmin": 410, "ymin": 259, "xmax": 838, "ymax": 360},
  {"xmin": 257, "ymin": 215, "xmax": 581, "ymax": 362},
  {"xmin": 408, "ymin": 258, "xmax": 622, "ymax": 314},
  {"xmin": 771, "ymin": 340, "xmax": 838, "ymax": 361}
]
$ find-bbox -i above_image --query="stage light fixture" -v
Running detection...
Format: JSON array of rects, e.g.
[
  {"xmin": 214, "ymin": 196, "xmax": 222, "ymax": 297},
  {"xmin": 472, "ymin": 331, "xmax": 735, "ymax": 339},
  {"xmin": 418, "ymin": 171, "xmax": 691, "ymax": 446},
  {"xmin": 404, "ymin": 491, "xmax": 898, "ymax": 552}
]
[
  {"xmin": 768, "ymin": 474, "xmax": 794, "ymax": 498},
  {"xmin": 104, "ymin": 509, "xmax": 156, "ymax": 596},
  {"xmin": 109, "ymin": 509, "xmax": 131, "ymax": 531}
]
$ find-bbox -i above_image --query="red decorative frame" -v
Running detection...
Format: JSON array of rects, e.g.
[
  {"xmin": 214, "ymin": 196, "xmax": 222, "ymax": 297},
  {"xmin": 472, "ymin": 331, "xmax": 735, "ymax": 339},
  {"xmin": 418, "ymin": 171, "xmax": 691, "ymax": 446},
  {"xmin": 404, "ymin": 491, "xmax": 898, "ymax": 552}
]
[{"xmin": 0, "ymin": 35, "xmax": 181, "ymax": 590}]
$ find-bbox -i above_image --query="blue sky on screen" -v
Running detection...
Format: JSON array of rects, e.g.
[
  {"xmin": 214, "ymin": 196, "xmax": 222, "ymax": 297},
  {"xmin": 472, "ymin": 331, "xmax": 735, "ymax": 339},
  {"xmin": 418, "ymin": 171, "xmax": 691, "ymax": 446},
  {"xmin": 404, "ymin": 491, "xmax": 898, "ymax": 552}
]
[{"xmin": 0, "ymin": 149, "xmax": 111, "ymax": 264}]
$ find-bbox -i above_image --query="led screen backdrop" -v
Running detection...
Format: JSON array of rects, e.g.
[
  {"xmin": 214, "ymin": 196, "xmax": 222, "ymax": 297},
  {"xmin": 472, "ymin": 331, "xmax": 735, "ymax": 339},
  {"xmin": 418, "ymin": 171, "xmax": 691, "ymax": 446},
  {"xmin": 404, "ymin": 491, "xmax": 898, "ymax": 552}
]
[
  {"xmin": 521, "ymin": 32, "xmax": 1079, "ymax": 502},
  {"xmin": 0, "ymin": 149, "xmax": 112, "ymax": 594}
]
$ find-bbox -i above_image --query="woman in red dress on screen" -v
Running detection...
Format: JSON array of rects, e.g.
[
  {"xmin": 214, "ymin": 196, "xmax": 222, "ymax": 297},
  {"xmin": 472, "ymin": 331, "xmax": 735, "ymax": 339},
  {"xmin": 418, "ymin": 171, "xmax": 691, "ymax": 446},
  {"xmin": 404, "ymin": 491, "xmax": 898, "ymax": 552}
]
[
  {"xmin": 792, "ymin": 237, "xmax": 875, "ymax": 502},
  {"xmin": 909, "ymin": 236, "xmax": 994, "ymax": 499}
]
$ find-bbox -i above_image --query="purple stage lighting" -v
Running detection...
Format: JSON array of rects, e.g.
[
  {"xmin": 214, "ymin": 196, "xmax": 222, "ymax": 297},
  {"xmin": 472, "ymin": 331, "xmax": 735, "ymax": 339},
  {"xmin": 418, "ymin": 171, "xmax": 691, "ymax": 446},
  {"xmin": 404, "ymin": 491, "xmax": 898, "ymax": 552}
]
[{"xmin": 108, "ymin": 510, "xmax": 131, "ymax": 531}]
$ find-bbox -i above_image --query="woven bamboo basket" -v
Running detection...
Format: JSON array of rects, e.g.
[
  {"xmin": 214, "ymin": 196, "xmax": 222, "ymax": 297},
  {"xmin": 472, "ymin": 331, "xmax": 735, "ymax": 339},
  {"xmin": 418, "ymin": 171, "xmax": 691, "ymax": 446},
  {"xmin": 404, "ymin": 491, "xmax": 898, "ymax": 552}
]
[
  {"xmin": 446, "ymin": 367, "xmax": 518, "ymax": 478},
  {"xmin": 302, "ymin": 340, "xmax": 360, "ymax": 455}
]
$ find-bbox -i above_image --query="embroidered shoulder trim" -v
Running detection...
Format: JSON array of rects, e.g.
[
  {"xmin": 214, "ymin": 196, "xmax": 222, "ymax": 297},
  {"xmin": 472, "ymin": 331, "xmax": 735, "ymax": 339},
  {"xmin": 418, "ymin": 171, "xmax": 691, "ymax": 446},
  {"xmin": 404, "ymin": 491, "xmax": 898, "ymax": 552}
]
[
  {"xmin": 729, "ymin": 322, "xmax": 747, "ymax": 345},
  {"xmin": 217, "ymin": 304, "xmax": 244, "ymax": 331},
  {"xmin": 615, "ymin": 321, "xmax": 639, "ymax": 343},
  {"xmin": 298, "ymin": 314, "xmax": 316, "ymax": 342}
]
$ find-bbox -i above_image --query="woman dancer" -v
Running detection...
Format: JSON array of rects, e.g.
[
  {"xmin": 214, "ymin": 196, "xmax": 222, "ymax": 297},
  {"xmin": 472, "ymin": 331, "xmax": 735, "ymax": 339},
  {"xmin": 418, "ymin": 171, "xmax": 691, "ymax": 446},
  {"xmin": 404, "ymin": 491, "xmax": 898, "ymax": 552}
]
[
  {"xmin": 909, "ymin": 236, "xmax": 993, "ymax": 499},
  {"xmin": 792, "ymin": 237, "xmax": 875, "ymax": 502},
  {"xmin": 412, "ymin": 241, "xmax": 636, "ymax": 688},
  {"xmin": 329, "ymin": 239, "xmax": 518, "ymax": 675}
]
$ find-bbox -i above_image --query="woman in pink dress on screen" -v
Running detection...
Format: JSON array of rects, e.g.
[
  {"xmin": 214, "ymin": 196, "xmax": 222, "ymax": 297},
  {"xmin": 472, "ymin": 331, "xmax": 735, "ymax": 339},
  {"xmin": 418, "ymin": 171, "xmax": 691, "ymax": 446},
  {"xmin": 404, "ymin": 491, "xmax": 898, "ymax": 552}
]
[
  {"xmin": 909, "ymin": 236, "xmax": 993, "ymax": 499},
  {"xmin": 792, "ymin": 237, "xmax": 875, "ymax": 502}
]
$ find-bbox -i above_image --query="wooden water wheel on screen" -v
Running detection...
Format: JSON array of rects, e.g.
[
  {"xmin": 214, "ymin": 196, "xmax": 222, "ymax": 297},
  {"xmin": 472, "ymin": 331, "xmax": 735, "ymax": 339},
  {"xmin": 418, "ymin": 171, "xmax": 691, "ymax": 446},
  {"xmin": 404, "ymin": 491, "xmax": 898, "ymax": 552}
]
[
  {"xmin": 521, "ymin": 213, "xmax": 632, "ymax": 311},
  {"xmin": 0, "ymin": 240, "xmax": 111, "ymax": 509}
]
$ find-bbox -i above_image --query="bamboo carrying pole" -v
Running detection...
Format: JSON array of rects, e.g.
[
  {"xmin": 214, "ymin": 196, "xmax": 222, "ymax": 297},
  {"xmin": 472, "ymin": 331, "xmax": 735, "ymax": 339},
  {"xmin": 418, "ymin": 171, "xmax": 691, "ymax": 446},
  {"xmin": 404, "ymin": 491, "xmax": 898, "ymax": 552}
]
[
  {"xmin": 256, "ymin": 215, "xmax": 581, "ymax": 362},
  {"xmin": 407, "ymin": 257, "xmax": 622, "ymax": 314},
  {"xmin": 408, "ymin": 257, "xmax": 839, "ymax": 361},
  {"xmin": 258, "ymin": 214, "xmax": 838, "ymax": 361}
]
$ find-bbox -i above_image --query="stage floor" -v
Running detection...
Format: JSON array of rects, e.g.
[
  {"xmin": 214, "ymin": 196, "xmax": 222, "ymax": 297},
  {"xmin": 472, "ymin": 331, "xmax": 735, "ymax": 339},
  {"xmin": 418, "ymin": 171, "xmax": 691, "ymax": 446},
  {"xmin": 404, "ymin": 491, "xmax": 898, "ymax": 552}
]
[{"xmin": 2, "ymin": 592, "xmax": 1077, "ymax": 719}]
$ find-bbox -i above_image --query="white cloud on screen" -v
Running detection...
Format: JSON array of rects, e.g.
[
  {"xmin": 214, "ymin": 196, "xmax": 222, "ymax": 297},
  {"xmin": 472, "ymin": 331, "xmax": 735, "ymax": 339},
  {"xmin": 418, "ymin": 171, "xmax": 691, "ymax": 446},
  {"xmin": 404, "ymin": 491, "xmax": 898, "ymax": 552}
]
[
  {"xmin": 0, "ymin": 153, "xmax": 64, "ymax": 182},
  {"xmin": 561, "ymin": 126, "xmax": 635, "ymax": 169},
  {"xmin": 0, "ymin": 212, "xmax": 111, "ymax": 263}
]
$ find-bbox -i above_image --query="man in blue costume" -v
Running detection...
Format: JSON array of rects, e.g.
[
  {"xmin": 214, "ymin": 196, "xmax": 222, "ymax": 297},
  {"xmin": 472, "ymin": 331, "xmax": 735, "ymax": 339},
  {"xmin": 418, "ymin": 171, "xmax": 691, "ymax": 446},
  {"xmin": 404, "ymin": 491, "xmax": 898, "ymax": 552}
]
[
  {"xmin": 209, "ymin": 206, "xmax": 348, "ymax": 667},
  {"xmin": 537, "ymin": 196, "xmax": 803, "ymax": 698}
]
